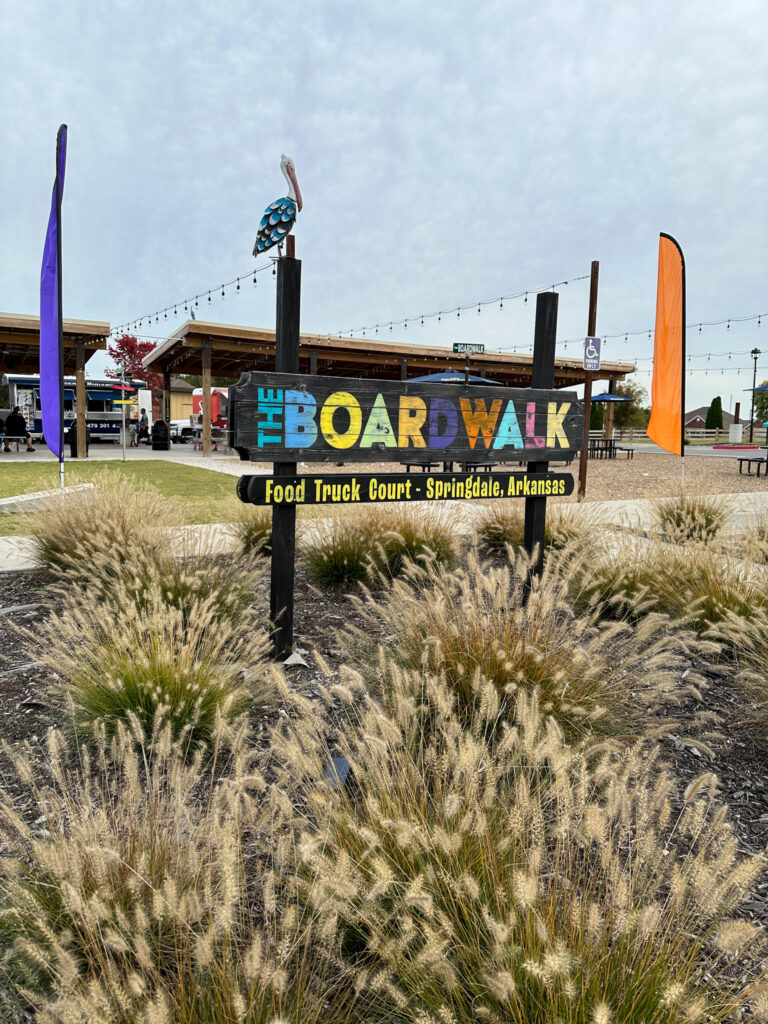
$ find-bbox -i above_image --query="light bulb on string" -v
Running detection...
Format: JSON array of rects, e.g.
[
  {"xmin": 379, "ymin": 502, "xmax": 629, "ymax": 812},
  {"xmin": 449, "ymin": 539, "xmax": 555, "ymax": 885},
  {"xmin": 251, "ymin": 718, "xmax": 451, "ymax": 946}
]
[
  {"xmin": 184, "ymin": 302, "xmax": 188, "ymax": 312},
  {"xmin": 236, "ymin": 278, "xmax": 240, "ymax": 293},
  {"xmin": 699, "ymin": 325, "xmax": 702, "ymax": 333},
  {"xmin": 207, "ymin": 292, "xmax": 212, "ymax": 305},
  {"xmin": 195, "ymin": 297, "xmax": 199, "ymax": 307},
  {"xmin": 272, "ymin": 265, "xmax": 276, "ymax": 278},
  {"xmin": 221, "ymin": 285, "xmax": 225, "ymax": 300},
  {"xmin": 421, "ymin": 316, "xmax": 424, "ymax": 326},
  {"xmin": 252, "ymin": 272, "xmax": 257, "ymax": 287},
  {"xmin": 499, "ymin": 299, "xmax": 503, "ymax": 310},
  {"xmin": 457, "ymin": 309, "xmax": 460, "ymax": 319},
  {"xmin": 727, "ymin": 321, "xmax": 730, "ymax": 330},
  {"xmin": 524, "ymin": 292, "xmax": 528, "ymax": 304},
  {"xmin": 438, "ymin": 312, "xmax": 441, "ymax": 322},
  {"xmin": 477, "ymin": 303, "xmax": 481, "ymax": 315},
  {"xmin": 164, "ymin": 311, "xmax": 167, "ymax": 319}
]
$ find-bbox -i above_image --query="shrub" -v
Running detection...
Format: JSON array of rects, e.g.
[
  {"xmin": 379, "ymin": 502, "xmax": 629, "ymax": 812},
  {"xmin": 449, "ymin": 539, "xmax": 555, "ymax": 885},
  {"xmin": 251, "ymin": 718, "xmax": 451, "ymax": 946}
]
[
  {"xmin": 34, "ymin": 574, "xmax": 271, "ymax": 753},
  {"xmin": 347, "ymin": 548, "xmax": 686, "ymax": 740},
  {"xmin": 19, "ymin": 473, "xmax": 178, "ymax": 581},
  {"xmin": 274, "ymin": 661, "xmax": 768, "ymax": 1024},
  {"xmin": 0, "ymin": 726, "xmax": 352, "ymax": 1024},
  {"xmin": 654, "ymin": 494, "xmax": 728, "ymax": 543},
  {"xmin": 232, "ymin": 503, "xmax": 274, "ymax": 557}
]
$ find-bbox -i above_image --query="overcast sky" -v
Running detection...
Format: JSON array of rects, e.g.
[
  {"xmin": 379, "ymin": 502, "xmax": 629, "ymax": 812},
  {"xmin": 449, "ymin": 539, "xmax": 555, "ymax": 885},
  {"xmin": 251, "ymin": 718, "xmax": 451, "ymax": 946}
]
[{"xmin": 1, "ymin": 0, "xmax": 766, "ymax": 412}]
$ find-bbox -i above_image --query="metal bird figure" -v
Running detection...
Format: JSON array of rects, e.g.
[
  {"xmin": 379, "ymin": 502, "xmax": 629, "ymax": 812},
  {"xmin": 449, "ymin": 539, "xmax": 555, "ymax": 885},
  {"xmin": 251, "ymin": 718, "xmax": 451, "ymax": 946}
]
[{"xmin": 253, "ymin": 154, "xmax": 303, "ymax": 258}]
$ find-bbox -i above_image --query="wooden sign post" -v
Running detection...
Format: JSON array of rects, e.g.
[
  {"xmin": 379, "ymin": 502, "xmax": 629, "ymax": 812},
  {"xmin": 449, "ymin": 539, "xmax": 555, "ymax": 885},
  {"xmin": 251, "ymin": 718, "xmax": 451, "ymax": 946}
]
[
  {"xmin": 232, "ymin": 287, "xmax": 582, "ymax": 658},
  {"xmin": 524, "ymin": 291, "xmax": 558, "ymax": 579},
  {"xmin": 270, "ymin": 245, "xmax": 301, "ymax": 658}
]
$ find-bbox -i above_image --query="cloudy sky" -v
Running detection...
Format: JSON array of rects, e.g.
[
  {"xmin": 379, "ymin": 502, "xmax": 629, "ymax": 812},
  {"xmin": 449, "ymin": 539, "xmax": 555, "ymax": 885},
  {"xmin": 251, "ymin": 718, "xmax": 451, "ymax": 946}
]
[{"xmin": 1, "ymin": 0, "xmax": 766, "ymax": 412}]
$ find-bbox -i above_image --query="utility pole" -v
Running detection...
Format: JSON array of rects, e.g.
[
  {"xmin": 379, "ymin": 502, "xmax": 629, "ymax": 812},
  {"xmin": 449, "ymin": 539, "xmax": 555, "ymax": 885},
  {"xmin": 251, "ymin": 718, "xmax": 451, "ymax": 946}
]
[
  {"xmin": 577, "ymin": 261, "xmax": 599, "ymax": 501},
  {"xmin": 750, "ymin": 348, "xmax": 761, "ymax": 443}
]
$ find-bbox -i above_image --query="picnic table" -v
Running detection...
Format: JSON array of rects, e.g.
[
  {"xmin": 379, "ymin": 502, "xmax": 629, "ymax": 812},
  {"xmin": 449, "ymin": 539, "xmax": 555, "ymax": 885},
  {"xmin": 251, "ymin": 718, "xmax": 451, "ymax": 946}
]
[{"xmin": 737, "ymin": 447, "xmax": 768, "ymax": 476}]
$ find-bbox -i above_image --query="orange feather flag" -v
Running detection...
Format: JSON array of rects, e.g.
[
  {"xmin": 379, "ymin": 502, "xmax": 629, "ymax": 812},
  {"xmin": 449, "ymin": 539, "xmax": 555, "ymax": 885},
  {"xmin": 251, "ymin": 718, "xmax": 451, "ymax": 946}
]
[{"xmin": 647, "ymin": 233, "xmax": 686, "ymax": 456}]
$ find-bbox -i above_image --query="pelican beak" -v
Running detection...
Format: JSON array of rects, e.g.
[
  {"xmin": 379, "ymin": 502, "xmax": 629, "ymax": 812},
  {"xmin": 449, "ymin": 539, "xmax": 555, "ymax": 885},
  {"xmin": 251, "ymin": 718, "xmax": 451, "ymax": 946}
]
[{"xmin": 287, "ymin": 165, "xmax": 303, "ymax": 212}]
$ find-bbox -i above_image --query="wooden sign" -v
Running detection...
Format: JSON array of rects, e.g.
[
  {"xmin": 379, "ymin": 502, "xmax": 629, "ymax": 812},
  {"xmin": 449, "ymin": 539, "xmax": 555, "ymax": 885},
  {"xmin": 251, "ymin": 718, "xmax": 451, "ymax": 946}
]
[
  {"xmin": 238, "ymin": 471, "xmax": 574, "ymax": 506},
  {"xmin": 230, "ymin": 372, "xmax": 583, "ymax": 464}
]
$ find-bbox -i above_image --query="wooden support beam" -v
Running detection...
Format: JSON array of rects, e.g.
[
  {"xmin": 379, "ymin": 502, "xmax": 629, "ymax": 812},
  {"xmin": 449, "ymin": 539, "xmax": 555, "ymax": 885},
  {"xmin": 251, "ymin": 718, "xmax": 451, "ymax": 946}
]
[
  {"xmin": 75, "ymin": 337, "xmax": 87, "ymax": 459},
  {"xmin": 162, "ymin": 367, "xmax": 172, "ymax": 423},
  {"xmin": 604, "ymin": 377, "xmax": 617, "ymax": 439},
  {"xmin": 400, "ymin": 358, "xmax": 408, "ymax": 380},
  {"xmin": 309, "ymin": 349, "xmax": 318, "ymax": 375},
  {"xmin": 577, "ymin": 261, "xmax": 599, "ymax": 501},
  {"xmin": 202, "ymin": 339, "xmax": 212, "ymax": 456}
]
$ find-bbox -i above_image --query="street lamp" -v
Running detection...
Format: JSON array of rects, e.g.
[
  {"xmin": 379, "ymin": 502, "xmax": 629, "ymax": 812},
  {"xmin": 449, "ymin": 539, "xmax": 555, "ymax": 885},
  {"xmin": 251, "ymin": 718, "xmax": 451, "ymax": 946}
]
[{"xmin": 750, "ymin": 348, "xmax": 761, "ymax": 443}]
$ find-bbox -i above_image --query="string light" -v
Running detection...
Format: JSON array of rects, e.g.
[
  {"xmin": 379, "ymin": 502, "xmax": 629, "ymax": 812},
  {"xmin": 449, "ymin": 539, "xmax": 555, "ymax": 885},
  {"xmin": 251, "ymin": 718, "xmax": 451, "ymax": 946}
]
[
  {"xmin": 337, "ymin": 274, "xmax": 587, "ymax": 337},
  {"xmin": 112, "ymin": 261, "xmax": 273, "ymax": 334}
]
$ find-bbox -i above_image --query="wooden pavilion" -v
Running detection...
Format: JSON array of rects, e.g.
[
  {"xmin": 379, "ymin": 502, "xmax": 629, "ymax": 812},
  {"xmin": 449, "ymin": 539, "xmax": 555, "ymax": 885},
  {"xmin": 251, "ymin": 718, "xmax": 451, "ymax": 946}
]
[
  {"xmin": 0, "ymin": 312, "xmax": 110, "ymax": 456},
  {"xmin": 143, "ymin": 320, "xmax": 635, "ymax": 456}
]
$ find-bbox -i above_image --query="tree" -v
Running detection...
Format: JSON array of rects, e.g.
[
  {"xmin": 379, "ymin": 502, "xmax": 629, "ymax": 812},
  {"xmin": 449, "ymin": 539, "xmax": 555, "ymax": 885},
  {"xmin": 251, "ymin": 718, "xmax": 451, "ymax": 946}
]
[
  {"xmin": 612, "ymin": 380, "xmax": 650, "ymax": 430},
  {"xmin": 178, "ymin": 374, "xmax": 233, "ymax": 388},
  {"xmin": 704, "ymin": 396, "xmax": 723, "ymax": 430},
  {"xmin": 105, "ymin": 334, "xmax": 163, "ymax": 392},
  {"xmin": 754, "ymin": 380, "xmax": 768, "ymax": 424}
]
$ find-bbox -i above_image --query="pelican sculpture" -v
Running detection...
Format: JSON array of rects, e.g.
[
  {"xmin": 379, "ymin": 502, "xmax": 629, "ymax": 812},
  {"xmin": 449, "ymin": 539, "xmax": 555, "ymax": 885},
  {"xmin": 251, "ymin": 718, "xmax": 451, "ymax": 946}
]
[{"xmin": 253, "ymin": 154, "xmax": 303, "ymax": 257}]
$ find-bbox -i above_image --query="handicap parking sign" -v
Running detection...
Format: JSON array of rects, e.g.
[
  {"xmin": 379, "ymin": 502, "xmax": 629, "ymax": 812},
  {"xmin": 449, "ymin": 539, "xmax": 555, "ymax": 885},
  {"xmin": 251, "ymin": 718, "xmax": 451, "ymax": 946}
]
[{"xmin": 583, "ymin": 336, "xmax": 601, "ymax": 372}]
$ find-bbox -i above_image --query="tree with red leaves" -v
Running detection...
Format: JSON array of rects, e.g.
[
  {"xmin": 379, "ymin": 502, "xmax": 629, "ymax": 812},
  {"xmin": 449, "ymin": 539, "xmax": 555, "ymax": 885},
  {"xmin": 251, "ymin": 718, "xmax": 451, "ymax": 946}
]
[{"xmin": 105, "ymin": 334, "xmax": 163, "ymax": 392}]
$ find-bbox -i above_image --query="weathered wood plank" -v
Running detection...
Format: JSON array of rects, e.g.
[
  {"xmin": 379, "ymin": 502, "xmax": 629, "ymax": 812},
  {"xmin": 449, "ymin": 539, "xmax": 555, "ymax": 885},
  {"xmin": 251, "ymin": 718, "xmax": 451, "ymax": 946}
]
[{"xmin": 230, "ymin": 371, "xmax": 583, "ymax": 464}]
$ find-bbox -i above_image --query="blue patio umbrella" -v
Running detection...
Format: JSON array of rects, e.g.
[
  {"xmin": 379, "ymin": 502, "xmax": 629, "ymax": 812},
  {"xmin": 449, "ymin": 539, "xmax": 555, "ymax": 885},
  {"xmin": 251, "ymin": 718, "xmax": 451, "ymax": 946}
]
[
  {"xmin": 407, "ymin": 370, "xmax": 501, "ymax": 385},
  {"xmin": 591, "ymin": 392, "xmax": 633, "ymax": 402}
]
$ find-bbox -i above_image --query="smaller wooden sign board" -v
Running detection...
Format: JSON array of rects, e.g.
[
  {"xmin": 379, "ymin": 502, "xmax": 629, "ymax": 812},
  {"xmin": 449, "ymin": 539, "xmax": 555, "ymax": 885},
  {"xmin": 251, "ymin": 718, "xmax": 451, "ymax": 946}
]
[{"xmin": 238, "ymin": 471, "xmax": 574, "ymax": 506}]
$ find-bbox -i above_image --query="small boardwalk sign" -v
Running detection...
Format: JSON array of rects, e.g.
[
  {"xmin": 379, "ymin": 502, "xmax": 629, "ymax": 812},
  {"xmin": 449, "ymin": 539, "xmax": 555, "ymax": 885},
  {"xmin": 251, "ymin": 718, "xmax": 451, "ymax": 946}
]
[{"xmin": 453, "ymin": 342, "xmax": 485, "ymax": 355}]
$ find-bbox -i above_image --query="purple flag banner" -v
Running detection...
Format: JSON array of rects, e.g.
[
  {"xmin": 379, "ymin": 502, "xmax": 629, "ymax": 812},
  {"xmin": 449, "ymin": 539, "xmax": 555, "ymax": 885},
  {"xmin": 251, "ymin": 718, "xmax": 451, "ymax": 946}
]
[{"xmin": 39, "ymin": 124, "xmax": 67, "ymax": 459}]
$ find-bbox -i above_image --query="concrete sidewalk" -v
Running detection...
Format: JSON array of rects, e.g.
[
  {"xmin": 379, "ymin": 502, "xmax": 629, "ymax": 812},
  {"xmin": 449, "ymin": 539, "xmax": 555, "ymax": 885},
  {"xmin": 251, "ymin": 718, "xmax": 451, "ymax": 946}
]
[{"xmin": 2, "ymin": 491, "xmax": 767, "ymax": 574}]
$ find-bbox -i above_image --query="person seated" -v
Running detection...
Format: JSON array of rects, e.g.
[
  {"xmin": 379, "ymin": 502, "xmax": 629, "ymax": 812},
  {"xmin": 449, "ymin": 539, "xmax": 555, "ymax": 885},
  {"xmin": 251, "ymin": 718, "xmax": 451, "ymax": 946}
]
[{"xmin": 3, "ymin": 407, "xmax": 34, "ymax": 452}]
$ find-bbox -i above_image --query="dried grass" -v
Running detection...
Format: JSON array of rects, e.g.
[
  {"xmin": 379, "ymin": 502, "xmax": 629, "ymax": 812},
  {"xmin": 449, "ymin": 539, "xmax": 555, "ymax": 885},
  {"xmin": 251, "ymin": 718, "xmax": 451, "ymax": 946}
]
[
  {"xmin": 272, "ymin": 659, "xmax": 768, "ymax": 1024},
  {"xmin": 345, "ymin": 547, "xmax": 693, "ymax": 741},
  {"xmin": 18, "ymin": 473, "xmax": 179, "ymax": 582}
]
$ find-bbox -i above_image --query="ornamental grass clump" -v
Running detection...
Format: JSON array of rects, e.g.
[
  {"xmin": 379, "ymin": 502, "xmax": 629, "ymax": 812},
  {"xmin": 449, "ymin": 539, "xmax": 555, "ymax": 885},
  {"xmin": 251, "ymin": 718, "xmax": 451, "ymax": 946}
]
[
  {"xmin": 304, "ymin": 505, "xmax": 458, "ymax": 587},
  {"xmin": 232, "ymin": 503, "xmax": 275, "ymax": 557},
  {"xmin": 347, "ymin": 548, "xmax": 688, "ymax": 740},
  {"xmin": 577, "ymin": 540, "xmax": 768, "ymax": 637},
  {"xmin": 0, "ymin": 725, "xmax": 352, "ymax": 1024},
  {"xmin": 272, "ymin": 660, "xmax": 768, "ymax": 1024},
  {"xmin": 654, "ymin": 494, "xmax": 728, "ymax": 543},
  {"xmin": 476, "ymin": 504, "xmax": 600, "ymax": 559},
  {"xmin": 79, "ymin": 532, "xmax": 265, "ymax": 634},
  {"xmin": 19, "ymin": 473, "xmax": 178, "ymax": 582},
  {"xmin": 368, "ymin": 503, "xmax": 459, "ymax": 578},
  {"xmin": 33, "ymin": 573, "xmax": 271, "ymax": 753}
]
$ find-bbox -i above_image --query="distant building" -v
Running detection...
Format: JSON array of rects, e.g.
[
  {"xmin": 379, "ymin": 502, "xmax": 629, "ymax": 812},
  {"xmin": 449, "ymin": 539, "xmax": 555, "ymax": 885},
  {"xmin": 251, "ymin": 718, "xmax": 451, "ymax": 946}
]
[
  {"xmin": 684, "ymin": 406, "xmax": 735, "ymax": 430},
  {"xmin": 169, "ymin": 376, "xmax": 194, "ymax": 421}
]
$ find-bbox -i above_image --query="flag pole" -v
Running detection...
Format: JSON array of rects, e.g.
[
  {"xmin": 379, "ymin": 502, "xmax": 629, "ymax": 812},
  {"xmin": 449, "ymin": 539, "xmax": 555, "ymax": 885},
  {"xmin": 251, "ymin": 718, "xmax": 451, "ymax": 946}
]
[{"xmin": 55, "ymin": 125, "xmax": 65, "ymax": 490}]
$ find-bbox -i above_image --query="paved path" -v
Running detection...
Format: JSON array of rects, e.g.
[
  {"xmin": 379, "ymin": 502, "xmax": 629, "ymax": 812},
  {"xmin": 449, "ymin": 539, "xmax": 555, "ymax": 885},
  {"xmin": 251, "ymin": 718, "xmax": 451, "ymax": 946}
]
[
  {"xmin": 2, "ymin": 490, "xmax": 767, "ymax": 574},
  {"xmin": 0, "ymin": 443, "xmax": 260, "ymax": 478}
]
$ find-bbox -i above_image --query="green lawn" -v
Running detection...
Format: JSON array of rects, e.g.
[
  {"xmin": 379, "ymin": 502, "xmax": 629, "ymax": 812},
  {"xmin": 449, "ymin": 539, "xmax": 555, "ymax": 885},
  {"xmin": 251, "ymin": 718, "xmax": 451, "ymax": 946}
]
[{"xmin": 0, "ymin": 462, "xmax": 241, "ymax": 536}]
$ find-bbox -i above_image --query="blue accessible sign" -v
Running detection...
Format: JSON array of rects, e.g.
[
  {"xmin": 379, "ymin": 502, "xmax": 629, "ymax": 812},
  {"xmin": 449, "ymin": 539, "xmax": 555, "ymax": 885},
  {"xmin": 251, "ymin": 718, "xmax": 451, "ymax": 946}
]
[{"xmin": 583, "ymin": 336, "xmax": 601, "ymax": 372}]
